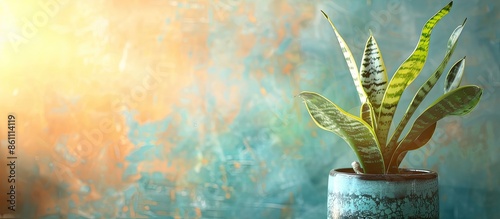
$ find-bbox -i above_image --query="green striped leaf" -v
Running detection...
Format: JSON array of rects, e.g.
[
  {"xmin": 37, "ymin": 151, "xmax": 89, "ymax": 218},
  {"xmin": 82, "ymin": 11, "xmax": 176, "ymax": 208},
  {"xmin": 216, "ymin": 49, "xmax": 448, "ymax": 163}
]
[
  {"xmin": 299, "ymin": 91, "xmax": 385, "ymax": 173},
  {"xmin": 360, "ymin": 34, "xmax": 388, "ymax": 114},
  {"xmin": 360, "ymin": 101, "xmax": 376, "ymax": 128},
  {"xmin": 445, "ymin": 57, "xmax": 466, "ymax": 94},
  {"xmin": 387, "ymin": 123, "xmax": 437, "ymax": 173},
  {"xmin": 384, "ymin": 19, "xmax": 466, "ymax": 164},
  {"xmin": 321, "ymin": 10, "xmax": 367, "ymax": 105},
  {"xmin": 376, "ymin": 2, "xmax": 453, "ymax": 147},
  {"xmin": 387, "ymin": 85, "xmax": 482, "ymax": 172}
]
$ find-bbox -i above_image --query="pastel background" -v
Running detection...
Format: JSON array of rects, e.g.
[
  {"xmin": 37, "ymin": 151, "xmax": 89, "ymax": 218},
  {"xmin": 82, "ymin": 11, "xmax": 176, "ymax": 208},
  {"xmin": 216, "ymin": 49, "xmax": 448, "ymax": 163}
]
[{"xmin": 0, "ymin": 0, "xmax": 498, "ymax": 218}]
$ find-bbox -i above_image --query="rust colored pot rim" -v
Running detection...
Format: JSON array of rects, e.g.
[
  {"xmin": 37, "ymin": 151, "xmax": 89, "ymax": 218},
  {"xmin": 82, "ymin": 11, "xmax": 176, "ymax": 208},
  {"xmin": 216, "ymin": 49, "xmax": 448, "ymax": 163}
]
[{"xmin": 330, "ymin": 168, "xmax": 438, "ymax": 181}]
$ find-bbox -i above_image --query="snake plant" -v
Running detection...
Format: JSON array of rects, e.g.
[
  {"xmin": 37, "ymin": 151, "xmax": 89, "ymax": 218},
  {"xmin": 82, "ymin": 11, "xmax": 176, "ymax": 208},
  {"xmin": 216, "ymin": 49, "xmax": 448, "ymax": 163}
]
[{"xmin": 298, "ymin": 1, "xmax": 482, "ymax": 174}]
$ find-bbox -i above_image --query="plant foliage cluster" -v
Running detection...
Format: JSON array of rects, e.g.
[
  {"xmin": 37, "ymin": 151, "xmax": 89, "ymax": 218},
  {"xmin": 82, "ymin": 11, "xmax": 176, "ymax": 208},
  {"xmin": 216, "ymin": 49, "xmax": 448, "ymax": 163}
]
[{"xmin": 299, "ymin": 1, "xmax": 482, "ymax": 174}]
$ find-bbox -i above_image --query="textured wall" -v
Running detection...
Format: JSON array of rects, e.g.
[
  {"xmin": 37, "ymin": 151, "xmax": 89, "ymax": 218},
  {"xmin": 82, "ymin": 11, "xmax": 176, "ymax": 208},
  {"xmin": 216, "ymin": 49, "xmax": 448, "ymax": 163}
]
[{"xmin": 0, "ymin": 0, "xmax": 498, "ymax": 218}]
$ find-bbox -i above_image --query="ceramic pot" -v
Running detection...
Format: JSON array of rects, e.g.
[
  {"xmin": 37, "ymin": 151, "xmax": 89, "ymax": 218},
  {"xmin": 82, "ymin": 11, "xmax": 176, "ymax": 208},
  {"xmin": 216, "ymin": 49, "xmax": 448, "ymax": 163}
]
[{"xmin": 327, "ymin": 168, "xmax": 438, "ymax": 218}]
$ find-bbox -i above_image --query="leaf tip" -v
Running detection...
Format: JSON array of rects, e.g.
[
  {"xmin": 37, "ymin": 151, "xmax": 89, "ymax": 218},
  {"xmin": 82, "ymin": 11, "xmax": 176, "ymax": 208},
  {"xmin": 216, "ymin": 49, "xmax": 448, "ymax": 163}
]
[
  {"xmin": 297, "ymin": 91, "xmax": 310, "ymax": 101},
  {"xmin": 296, "ymin": 92, "xmax": 304, "ymax": 99},
  {"xmin": 462, "ymin": 17, "xmax": 467, "ymax": 26},
  {"xmin": 442, "ymin": 1, "xmax": 453, "ymax": 11},
  {"xmin": 320, "ymin": 10, "xmax": 328, "ymax": 19}
]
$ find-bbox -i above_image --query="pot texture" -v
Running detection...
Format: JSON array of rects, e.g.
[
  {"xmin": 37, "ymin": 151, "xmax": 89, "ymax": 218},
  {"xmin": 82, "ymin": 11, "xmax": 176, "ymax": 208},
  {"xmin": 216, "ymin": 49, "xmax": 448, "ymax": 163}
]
[{"xmin": 327, "ymin": 168, "xmax": 438, "ymax": 219}]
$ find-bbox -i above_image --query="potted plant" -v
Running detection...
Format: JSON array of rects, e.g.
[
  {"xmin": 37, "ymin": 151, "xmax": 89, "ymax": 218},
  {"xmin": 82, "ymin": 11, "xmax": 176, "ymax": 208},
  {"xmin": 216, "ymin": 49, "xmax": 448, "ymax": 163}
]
[{"xmin": 298, "ymin": 1, "xmax": 482, "ymax": 218}]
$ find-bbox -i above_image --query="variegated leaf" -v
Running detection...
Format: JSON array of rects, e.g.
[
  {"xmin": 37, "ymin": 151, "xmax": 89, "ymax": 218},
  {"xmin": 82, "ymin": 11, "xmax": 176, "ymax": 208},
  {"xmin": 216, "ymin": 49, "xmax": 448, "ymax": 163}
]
[
  {"xmin": 445, "ymin": 57, "xmax": 466, "ymax": 94},
  {"xmin": 360, "ymin": 34, "xmax": 388, "ymax": 114},
  {"xmin": 387, "ymin": 123, "xmax": 437, "ymax": 173},
  {"xmin": 387, "ymin": 85, "xmax": 482, "ymax": 172},
  {"xmin": 384, "ymin": 19, "xmax": 466, "ymax": 163},
  {"xmin": 299, "ymin": 91, "xmax": 385, "ymax": 173},
  {"xmin": 376, "ymin": 2, "xmax": 453, "ymax": 147},
  {"xmin": 321, "ymin": 10, "xmax": 367, "ymax": 105},
  {"xmin": 360, "ymin": 101, "xmax": 376, "ymax": 128}
]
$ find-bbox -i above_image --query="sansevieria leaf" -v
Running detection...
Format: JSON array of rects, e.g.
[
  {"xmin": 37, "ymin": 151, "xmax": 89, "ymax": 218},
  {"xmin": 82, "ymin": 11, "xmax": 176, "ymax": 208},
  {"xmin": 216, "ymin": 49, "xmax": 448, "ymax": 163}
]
[
  {"xmin": 298, "ymin": 91, "xmax": 385, "ymax": 173},
  {"xmin": 388, "ymin": 123, "xmax": 437, "ymax": 173},
  {"xmin": 384, "ymin": 19, "xmax": 466, "ymax": 163},
  {"xmin": 360, "ymin": 101, "xmax": 376, "ymax": 128},
  {"xmin": 321, "ymin": 10, "xmax": 367, "ymax": 105},
  {"xmin": 377, "ymin": 2, "xmax": 453, "ymax": 147},
  {"xmin": 360, "ymin": 34, "xmax": 388, "ymax": 114},
  {"xmin": 445, "ymin": 57, "xmax": 466, "ymax": 94},
  {"xmin": 387, "ymin": 85, "xmax": 482, "ymax": 172}
]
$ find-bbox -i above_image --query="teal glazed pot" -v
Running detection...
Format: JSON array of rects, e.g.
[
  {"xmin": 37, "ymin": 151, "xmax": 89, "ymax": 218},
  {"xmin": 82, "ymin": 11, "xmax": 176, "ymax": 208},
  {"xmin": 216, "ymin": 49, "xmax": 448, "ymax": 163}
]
[{"xmin": 327, "ymin": 168, "xmax": 438, "ymax": 219}]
